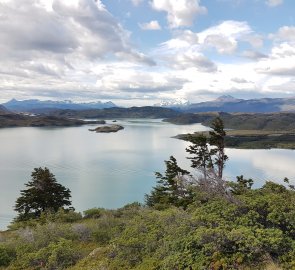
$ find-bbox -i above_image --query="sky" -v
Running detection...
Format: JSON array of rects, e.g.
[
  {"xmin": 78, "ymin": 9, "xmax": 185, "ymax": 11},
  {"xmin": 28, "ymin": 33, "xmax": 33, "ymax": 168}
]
[{"xmin": 0, "ymin": 0, "xmax": 294, "ymax": 106}]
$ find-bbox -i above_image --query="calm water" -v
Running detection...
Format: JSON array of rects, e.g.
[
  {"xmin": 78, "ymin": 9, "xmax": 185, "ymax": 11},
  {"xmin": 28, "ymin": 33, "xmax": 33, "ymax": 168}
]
[{"xmin": 1, "ymin": 119, "xmax": 295, "ymax": 230}]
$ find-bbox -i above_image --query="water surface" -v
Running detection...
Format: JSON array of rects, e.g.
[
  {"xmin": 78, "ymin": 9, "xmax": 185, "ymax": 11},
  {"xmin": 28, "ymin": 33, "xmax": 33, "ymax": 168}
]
[{"xmin": 0, "ymin": 119, "xmax": 294, "ymax": 229}]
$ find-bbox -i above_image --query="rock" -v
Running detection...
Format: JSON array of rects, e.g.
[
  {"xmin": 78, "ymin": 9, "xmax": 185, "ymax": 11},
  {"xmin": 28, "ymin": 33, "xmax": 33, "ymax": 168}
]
[{"xmin": 89, "ymin": 124, "xmax": 124, "ymax": 133}]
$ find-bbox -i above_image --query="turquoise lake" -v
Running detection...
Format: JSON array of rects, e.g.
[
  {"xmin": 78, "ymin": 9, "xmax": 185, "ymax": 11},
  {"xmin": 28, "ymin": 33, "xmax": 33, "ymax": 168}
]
[{"xmin": 1, "ymin": 119, "xmax": 295, "ymax": 230}]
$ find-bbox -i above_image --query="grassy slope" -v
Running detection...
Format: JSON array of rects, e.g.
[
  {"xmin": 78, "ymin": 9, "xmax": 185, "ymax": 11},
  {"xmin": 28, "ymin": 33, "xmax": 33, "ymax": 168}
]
[{"xmin": 2, "ymin": 181, "xmax": 294, "ymax": 270}]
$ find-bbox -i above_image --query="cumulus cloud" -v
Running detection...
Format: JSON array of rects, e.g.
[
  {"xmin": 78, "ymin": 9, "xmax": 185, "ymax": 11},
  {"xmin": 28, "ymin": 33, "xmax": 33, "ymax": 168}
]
[
  {"xmin": 157, "ymin": 32, "xmax": 216, "ymax": 72},
  {"xmin": 255, "ymin": 43, "xmax": 295, "ymax": 76},
  {"xmin": 0, "ymin": 0, "xmax": 157, "ymax": 103},
  {"xmin": 151, "ymin": 0, "xmax": 207, "ymax": 28},
  {"xmin": 0, "ymin": 0, "xmax": 154, "ymax": 63},
  {"xmin": 199, "ymin": 20, "xmax": 252, "ymax": 54},
  {"xmin": 172, "ymin": 52, "xmax": 217, "ymax": 72},
  {"xmin": 241, "ymin": 50, "xmax": 268, "ymax": 60},
  {"xmin": 242, "ymin": 34, "xmax": 264, "ymax": 48},
  {"xmin": 271, "ymin": 26, "xmax": 295, "ymax": 41},
  {"xmin": 139, "ymin": 20, "xmax": 162, "ymax": 30},
  {"xmin": 94, "ymin": 63, "xmax": 187, "ymax": 94},
  {"xmin": 265, "ymin": 0, "xmax": 283, "ymax": 7}
]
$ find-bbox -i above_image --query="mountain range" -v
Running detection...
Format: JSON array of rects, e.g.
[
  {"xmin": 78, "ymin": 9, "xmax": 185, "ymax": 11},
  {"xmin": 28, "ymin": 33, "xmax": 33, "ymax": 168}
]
[
  {"xmin": 1, "ymin": 99, "xmax": 117, "ymax": 113},
  {"xmin": 157, "ymin": 95, "xmax": 295, "ymax": 113},
  {"xmin": 3, "ymin": 96, "xmax": 295, "ymax": 114}
]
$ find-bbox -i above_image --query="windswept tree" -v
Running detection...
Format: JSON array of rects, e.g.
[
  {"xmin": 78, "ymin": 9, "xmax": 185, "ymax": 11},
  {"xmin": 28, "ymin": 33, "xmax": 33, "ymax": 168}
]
[
  {"xmin": 209, "ymin": 117, "xmax": 228, "ymax": 179},
  {"xmin": 145, "ymin": 156, "xmax": 191, "ymax": 208},
  {"xmin": 186, "ymin": 133, "xmax": 213, "ymax": 181},
  {"xmin": 14, "ymin": 167, "xmax": 72, "ymax": 221},
  {"xmin": 185, "ymin": 117, "xmax": 230, "ymax": 199},
  {"xmin": 186, "ymin": 117, "xmax": 228, "ymax": 180}
]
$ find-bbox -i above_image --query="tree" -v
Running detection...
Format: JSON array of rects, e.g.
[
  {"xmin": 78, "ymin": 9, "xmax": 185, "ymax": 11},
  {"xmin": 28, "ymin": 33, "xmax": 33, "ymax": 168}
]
[
  {"xmin": 209, "ymin": 117, "xmax": 228, "ymax": 179},
  {"xmin": 145, "ymin": 156, "xmax": 191, "ymax": 208},
  {"xmin": 185, "ymin": 117, "xmax": 230, "ymax": 200},
  {"xmin": 186, "ymin": 133, "xmax": 213, "ymax": 181},
  {"xmin": 186, "ymin": 117, "xmax": 228, "ymax": 180},
  {"xmin": 14, "ymin": 167, "xmax": 72, "ymax": 221}
]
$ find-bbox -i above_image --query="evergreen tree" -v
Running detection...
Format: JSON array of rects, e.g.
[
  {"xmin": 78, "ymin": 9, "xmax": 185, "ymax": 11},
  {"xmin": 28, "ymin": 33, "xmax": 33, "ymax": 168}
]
[
  {"xmin": 14, "ymin": 167, "xmax": 72, "ymax": 221},
  {"xmin": 186, "ymin": 133, "xmax": 213, "ymax": 180},
  {"xmin": 209, "ymin": 117, "xmax": 228, "ymax": 179},
  {"xmin": 145, "ymin": 156, "xmax": 191, "ymax": 208}
]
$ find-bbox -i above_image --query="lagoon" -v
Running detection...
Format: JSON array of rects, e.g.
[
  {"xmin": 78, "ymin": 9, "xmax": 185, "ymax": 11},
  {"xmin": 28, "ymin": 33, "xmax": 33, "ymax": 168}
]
[{"xmin": 0, "ymin": 119, "xmax": 295, "ymax": 230}]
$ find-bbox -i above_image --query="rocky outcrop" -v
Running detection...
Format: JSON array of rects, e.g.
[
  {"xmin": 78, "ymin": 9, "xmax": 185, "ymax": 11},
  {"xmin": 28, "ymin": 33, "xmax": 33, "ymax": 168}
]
[{"xmin": 89, "ymin": 124, "xmax": 124, "ymax": 133}]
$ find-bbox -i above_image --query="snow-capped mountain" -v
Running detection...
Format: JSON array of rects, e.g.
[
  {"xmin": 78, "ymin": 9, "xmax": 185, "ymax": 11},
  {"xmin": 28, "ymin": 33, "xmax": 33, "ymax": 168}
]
[
  {"xmin": 154, "ymin": 99, "xmax": 190, "ymax": 108},
  {"xmin": 2, "ymin": 99, "xmax": 117, "ymax": 113}
]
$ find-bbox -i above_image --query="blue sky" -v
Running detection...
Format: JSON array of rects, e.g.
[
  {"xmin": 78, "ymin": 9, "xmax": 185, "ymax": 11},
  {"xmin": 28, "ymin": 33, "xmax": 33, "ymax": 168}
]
[{"xmin": 0, "ymin": 0, "xmax": 294, "ymax": 106}]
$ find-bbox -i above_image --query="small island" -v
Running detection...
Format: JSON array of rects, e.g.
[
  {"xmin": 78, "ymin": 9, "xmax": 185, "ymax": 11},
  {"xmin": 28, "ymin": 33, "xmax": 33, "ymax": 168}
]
[{"xmin": 89, "ymin": 124, "xmax": 124, "ymax": 133}]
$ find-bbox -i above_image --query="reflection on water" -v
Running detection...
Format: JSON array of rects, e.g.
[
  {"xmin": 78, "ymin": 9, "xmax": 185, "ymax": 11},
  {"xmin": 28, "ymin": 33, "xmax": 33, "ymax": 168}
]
[{"xmin": 0, "ymin": 119, "xmax": 294, "ymax": 229}]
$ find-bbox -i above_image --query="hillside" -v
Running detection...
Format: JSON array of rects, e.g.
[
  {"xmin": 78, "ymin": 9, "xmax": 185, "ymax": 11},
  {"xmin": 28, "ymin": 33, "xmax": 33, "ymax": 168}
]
[
  {"xmin": 165, "ymin": 112, "xmax": 295, "ymax": 131},
  {"xmin": 0, "ymin": 104, "xmax": 10, "ymax": 115},
  {"xmin": 1, "ymin": 177, "xmax": 295, "ymax": 269},
  {"xmin": 0, "ymin": 114, "xmax": 102, "ymax": 128},
  {"xmin": 167, "ymin": 112, "xmax": 295, "ymax": 149},
  {"xmin": 50, "ymin": 106, "xmax": 181, "ymax": 119}
]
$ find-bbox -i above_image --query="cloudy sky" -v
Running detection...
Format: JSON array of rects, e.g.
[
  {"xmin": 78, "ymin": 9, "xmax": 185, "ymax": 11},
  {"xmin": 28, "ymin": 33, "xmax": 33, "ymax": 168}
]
[{"xmin": 0, "ymin": 0, "xmax": 294, "ymax": 106}]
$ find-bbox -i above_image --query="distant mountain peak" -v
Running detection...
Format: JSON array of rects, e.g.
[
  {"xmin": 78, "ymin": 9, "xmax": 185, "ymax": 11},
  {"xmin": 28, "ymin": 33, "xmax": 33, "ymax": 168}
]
[{"xmin": 154, "ymin": 98, "xmax": 190, "ymax": 107}]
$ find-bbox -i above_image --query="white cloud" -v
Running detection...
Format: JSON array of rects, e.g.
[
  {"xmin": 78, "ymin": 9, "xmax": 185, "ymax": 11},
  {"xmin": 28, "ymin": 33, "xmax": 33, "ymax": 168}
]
[
  {"xmin": 0, "ymin": 0, "xmax": 154, "ymax": 63},
  {"xmin": 199, "ymin": 20, "xmax": 252, "ymax": 54},
  {"xmin": 255, "ymin": 43, "xmax": 295, "ymax": 76},
  {"xmin": 151, "ymin": 0, "xmax": 207, "ymax": 28},
  {"xmin": 242, "ymin": 34, "xmax": 264, "ymax": 48},
  {"xmin": 167, "ymin": 51, "xmax": 217, "ymax": 71},
  {"xmin": 231, "ymin": 77, "xmax": 250, "ymax": 84},
  {"xmin": 271, "ymin": 26, "xmax": 295, "ymax": 41},
  {"xmin": 0, "ymin": 0, "xmax": 157, "ymax": 103},
  {"xmin": 157, "ymin": 31, "xmax": 216, "ymax": 72},
  {"xmin": 265, "ymin": 0, "xmax": 283, "ymax": 7},
  {"xmin": 139, "ymin": 20, "xmax": 162, "ymax": 30},
  {"xmin": 241, "ymin": 50, "xmax": 268, "ymax": 60}
]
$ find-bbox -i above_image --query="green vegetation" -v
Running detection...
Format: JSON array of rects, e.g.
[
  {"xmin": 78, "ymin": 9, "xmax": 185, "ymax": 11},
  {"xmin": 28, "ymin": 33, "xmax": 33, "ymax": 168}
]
[
  {"xmin": 52, "ymin": 106, "xmax": 181, "ymax": 119},
  {"xmin": 177, "ymin": 130, "xmax": 295, "ymax": 149},
  {"xmin": 1, "ymin": 183, "xmax": 295, "ymax": 269},
  {"xmin": 0, "ymin": 114, "xmax": 104, "ymax": 128},
  {"xmin": 14, "ymin": 167, "xmax": 73, "ymax": 222},
  {"xmin": 164, "ymin": 112, "xmax": 295, "ymax": 130},
  {"xmin": 1, "ymin": 118, "xmax": 295, "ymax": 269},
  {"xmin": 167, "ymin": 112, "xmax": 295, "ymax": 149}
]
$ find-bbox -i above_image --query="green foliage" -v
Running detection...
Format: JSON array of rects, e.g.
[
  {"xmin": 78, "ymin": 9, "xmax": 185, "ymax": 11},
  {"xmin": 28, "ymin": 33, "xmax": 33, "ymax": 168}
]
[
  {"xmin": 2, "ymin": 183, "xmax": 295, "ymax": 269},
  {"xmin": 10, "ymin": 238, "xmax": 81, "ymax": 270},
  {"xmin": 186, "ymin": 133, "xmax": 213, "ymax": 179},
  {"xmin": 83, "ymin": 208, "xmax": 105, "ymax": 219},
  {"xmin": 0, "ymin": 244, "xmax": 14, "ymax": 267},
  {"xmin": 145, "ymin": 156, "xmax": 191, "ymax": 209},
  {"xmin": 209, "ymin": 117, "xmax": 228, "ymax": 178},
  {"xmin": 229, "ymin": 175, "xmax": 254, "ymax": 195},
  {"xmin": 185, "ymin": 117, "xmax": 228, "ymax": 179},
  {"xmin": 14, "ymin": 167, "xmax": 72, "ymax": 221}
]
